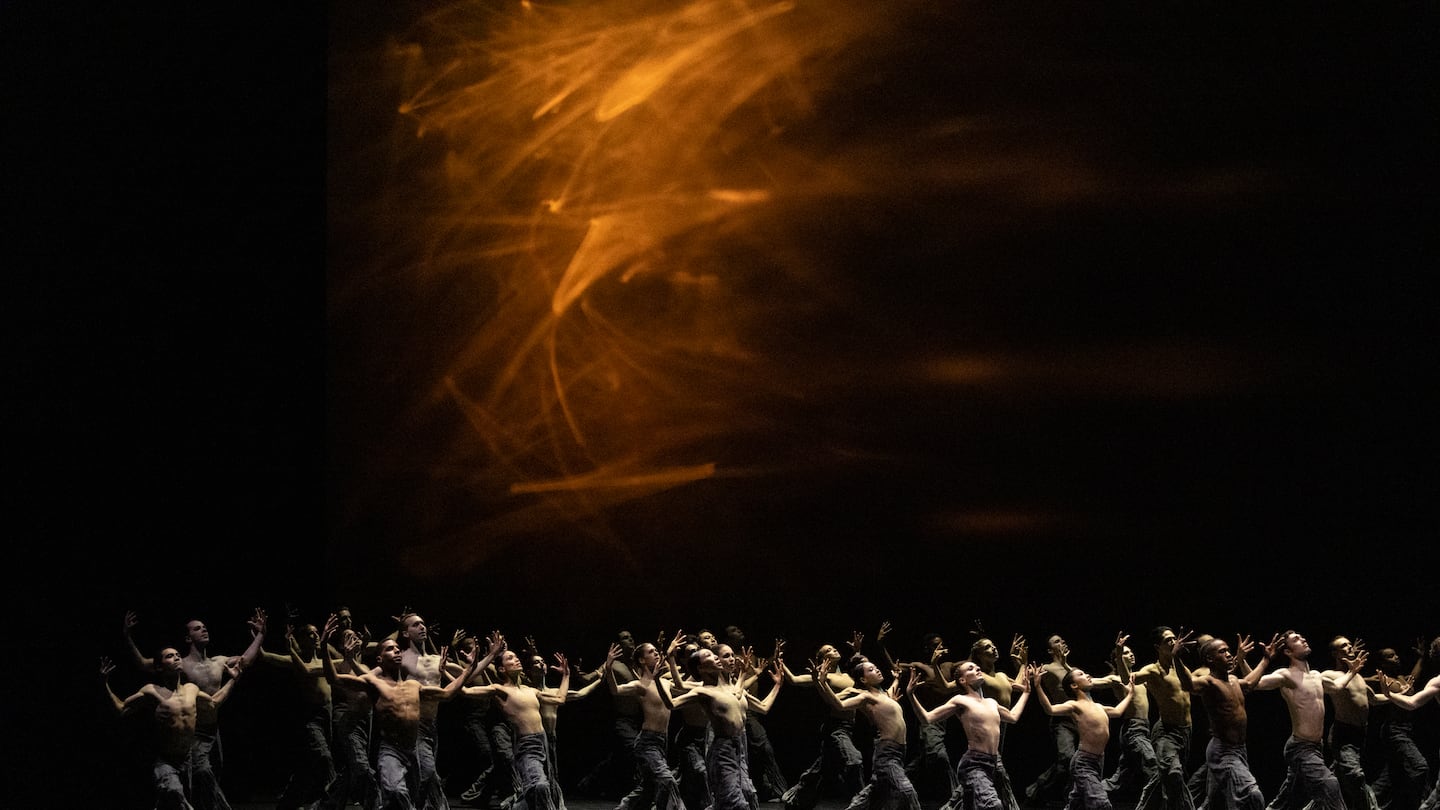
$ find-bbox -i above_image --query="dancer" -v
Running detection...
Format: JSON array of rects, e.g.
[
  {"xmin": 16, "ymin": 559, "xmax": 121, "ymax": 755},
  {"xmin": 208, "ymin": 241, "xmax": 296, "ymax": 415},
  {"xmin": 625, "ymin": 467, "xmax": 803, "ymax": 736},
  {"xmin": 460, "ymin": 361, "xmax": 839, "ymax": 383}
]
[
  {"xmin": 1253, "ymin": 630, "xmax": 1344, "ymax": 810},
  {"xmin": 1034, "ymin": 664, "xmax": 1135, "ymax": 810},
  {"xmin": 103, "ymin": 649, "xmax": 245, "ymax": 810},
  {"xmin": 608, "ymin": 636, "xmax": 686, "ymax": 810},
  {"xmin": 463, "ymin": 642, "xmax": 573, "ymax": 810},
  {"xmin": 657, "ymin": 646, "xmax": 784, "ymax": 810},
  {"xmin": 123, "ymin": 608, "xmax": 267, "ymax": 810},
  {"xmin": 1116, "ymin": 627, "xmax": 1198, "ymax": 810},
  {"xmin": 1102, "ymin": 642, "xmax": 1156, "ymax": 801},
  {"xmin": 1318, "ymin": 636, "xmax": 1383, "ymax": 810},
  {"xmin": 1025, "ymin": 634, "xmax": 1080, "ymax": 807},
  {"xmin": 908, "ymin": 659, "xmax": 1037, "ymax": 810},
  {"xmin": 813, "ymin": 656, "xmax": 921, "ymax": 810},
  {"xmin": 323, "ymin": 627, "xmax": 483, "ymax": 809},
  {"xmin": 1185, "ymin": 635, "xmax": 1278, "ymax": 810},
  {"xmin": 1377, "ymin": 639, "xmax": 1440, "ymax": 810},
  {"xmin": 781, "ymin": 641, "xmax": 866, "ymax": 810}
]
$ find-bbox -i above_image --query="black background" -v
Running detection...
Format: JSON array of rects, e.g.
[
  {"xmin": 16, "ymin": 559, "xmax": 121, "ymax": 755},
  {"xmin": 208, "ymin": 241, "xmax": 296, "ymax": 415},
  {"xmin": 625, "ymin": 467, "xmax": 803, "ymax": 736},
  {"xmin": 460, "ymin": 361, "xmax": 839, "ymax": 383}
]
[{"xmin": 6, "ymin": 1, "xmax": 1435, "ymax": 806}]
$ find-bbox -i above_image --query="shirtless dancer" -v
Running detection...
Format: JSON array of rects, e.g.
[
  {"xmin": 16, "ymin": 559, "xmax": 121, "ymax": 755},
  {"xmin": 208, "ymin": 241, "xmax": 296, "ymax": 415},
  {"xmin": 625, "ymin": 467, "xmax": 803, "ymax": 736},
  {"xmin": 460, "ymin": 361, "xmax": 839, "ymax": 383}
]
[
  {"xmin": 1253, "ymin": 630, "xmax": 1344, "ymax": 810},
  {"xmin": 1185, "ymin": 635, "xmax": 1278, "ymax": 810},
  {"xmin": 524, "ymin": 643, "xmax": 604, "ymax": 810},
  {"xmin": 899, "ymin": 632, "xmax": 961, "ymax": 800},
  {"xmin": 1034, "ymin": 665, "xmax": 1135, "ymax": 810},
  {"xmin": 1370, "ymin": 642, "xmax": 1431, "ymax": 810},
  {"xmin": 1103, "ymin": 642, "xmax": 1156, "ymax": 801},
  {"xmin": 657, "ymin": 646, "xmax": 784, "ymax": 810},
  {"xmin": 257, "ymin": 620, "xmax": 338, "ymax": 810},
  {"xmin": 579, "ymin": 630, "xmax": 643, "ymax": 801},
  {"xmin": 1027, "ymin": 634, "xmax": 1080, "ymax": 807},
  {"xmin": 607, "ymin": 635, "xmax": 686, "ymax": 810},
  {"xmin": 782, "ymin": 641, "xmax": 866, "ymax": 810},
  {"xmin": 1378, "ymin": 658, "xmax": 1440, "ymax": 810},
  {"xmin": 464, "ymin": 642, "xmax": 573, "ymax": 810},
  {"xmin": 813, "ymin": 656, "xmax": 921, "ymax": 810},
  {"xmin": 668, "ymin": 639, "xmax": 715, "ymax": 810},
  {"xmin": 909, "ymin": 659, "xmax": 1037, "ymax": 810},
  {"xmin": 103, "ymin": 649, "xmax": 245, "ymax": 810},
  {"xmin": 124, "ymin": 608, "xmax": 267, "ymax": 810},
  {"xmin": 323, "ymin": 626, "xmax": 483, "ymax": 809},
  {"xmin": 1117, "ymin": 627, "xmax": 1198, "ymax": 810},
  {"xmin": 731, "ymin": 629, "xmax": 789, "ymax": 803},
  {"xmin": 323, "ymin": 618, "xmax": 379, "ymax": 810},
  {"xmin": 1319, "ymin": 636, "xmax": 1382, "ymax": 810},
  {"xmin": 396, "ymin": 610, "xmax": 461, "ymax": 810}
]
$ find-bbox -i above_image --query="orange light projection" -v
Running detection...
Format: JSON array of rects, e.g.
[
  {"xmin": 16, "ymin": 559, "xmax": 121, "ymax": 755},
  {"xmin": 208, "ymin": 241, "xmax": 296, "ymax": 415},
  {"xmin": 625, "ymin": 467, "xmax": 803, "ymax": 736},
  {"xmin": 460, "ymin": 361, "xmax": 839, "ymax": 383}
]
[{"xmin": 372, "ymin": 0, "xmax": 888, "ymax": 570}]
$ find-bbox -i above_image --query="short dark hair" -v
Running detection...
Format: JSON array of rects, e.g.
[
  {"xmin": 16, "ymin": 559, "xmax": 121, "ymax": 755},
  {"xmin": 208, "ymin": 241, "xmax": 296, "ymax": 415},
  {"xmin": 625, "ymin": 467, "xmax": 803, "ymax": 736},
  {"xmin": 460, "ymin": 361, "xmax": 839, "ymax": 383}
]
[{"xmin": 1061, "ymin": 669, "xmax": 1080, "ymax": 696}]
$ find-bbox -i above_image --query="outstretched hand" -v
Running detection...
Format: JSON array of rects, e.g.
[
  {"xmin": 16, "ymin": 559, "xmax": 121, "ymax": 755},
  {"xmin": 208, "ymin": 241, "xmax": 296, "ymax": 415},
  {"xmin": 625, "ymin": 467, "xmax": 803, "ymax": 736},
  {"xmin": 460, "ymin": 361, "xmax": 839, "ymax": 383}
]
[{"xmin": 1258, "ymin": 633, "xmax": 1282, "ymax": 660}]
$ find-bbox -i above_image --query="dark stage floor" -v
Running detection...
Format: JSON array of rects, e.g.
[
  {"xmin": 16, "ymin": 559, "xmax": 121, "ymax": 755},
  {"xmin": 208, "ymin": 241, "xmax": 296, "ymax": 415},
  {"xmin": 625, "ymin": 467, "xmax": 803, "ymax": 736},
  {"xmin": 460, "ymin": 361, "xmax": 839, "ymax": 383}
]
[{"xmin": 220, "ymin": 797, "xmax": 1147, "ymax": 810}]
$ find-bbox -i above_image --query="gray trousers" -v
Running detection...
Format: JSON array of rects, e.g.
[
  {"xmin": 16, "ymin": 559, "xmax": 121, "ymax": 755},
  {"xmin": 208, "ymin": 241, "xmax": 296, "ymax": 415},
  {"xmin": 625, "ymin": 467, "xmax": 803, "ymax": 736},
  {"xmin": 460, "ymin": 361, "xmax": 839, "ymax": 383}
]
[
  {"xmin": 1265, "ymin": 736, "xmax": 1342, "ymax": 810},
  {"xmin": 1138, "ymin": 722, "xmax": 1196, "ymax": 810},
  {"xmin": 377, "ymin": 738, "xmax": 421, "ymax": 810},
  {"xmin": 619, "ymin": 729, "xmax": 685, "ymax": 810},
  {"xmin": 783, "ymin": 715, "xmax": 864, "ymax": 810},
  {"xmin": 153, "ymin": 754, "xmax": 195, "ymax": 810},
  {"xmin": 1105, "ymin": 717, "xmax": 1158, "ymax": 797},
  {"xmin": 708, "ymin": 732, "xmax": 759, "ymax": 810},
  {"xmin": 1065, "ymin": 750, "xmax": 1110, "ymax": 810},
  {"xmin": 187, "ymin": 728, "xmax": 229, "ymax": 810},
  {"xmin": 942, "ymin": 749, "xmax": 1019, "ymax": 810},
  {"xmin": 1327, "ymin": 722, "xmax": 1379, "ymax": 810},
  {"xmin": 1202, "ymin": 739, "xmax": 1263, "ymax": 810},
  {"xmin": 844, "ymin": 739, "xmax": 921, "ymax": 810},
  {"xmin": 513, "ymin": 731, "xmax": 558, "ymax": 810}
]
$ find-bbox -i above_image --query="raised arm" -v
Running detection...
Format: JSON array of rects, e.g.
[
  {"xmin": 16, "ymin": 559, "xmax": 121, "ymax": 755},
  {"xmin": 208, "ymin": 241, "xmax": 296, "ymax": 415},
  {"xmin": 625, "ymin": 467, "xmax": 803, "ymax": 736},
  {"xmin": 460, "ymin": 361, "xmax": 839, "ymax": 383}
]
[
  {"xmin": 1322, "ymin": 650, "xmax": 1368, "ymax": 693},
  {"xmin": 907, "ymin": 666, "xmax": 959, "ymax": 725},
  {"xmin": 437, "ymin": 643, "xmax": 481, "ymax": 700},
  {"xmin": 1032, "ymin": 665, "xmax": 1071, "ymax": 716},
  {"xmin": 781, "ymin": 655, "xmax": 815, "ymax": 686},
  {"xmin": 873, "ymin": 621, "xmax": 897, "ymax": 673},
  {"xmin": 319, "ymin": 616, "xmax": 344, "ymax": 685},
  {"xmin": 237, "ymin": 607, "xmax": 269, "ymax": 671},
  {"xmin": 998, "ymin": 664, "xmax": 1034, "ymax": 723},
  {"xmin": 1174, "ymin": 648, "xmax": 1195, "ymax": 693},
  {"xmin": 603, "ymin": 643, "xmax": 632, "ymax": 696},
  {"xmin": 1381, "ymin": 673, "xmax": 1440, "ymax": 711},
  {"xmin": 538, "ymin": 653, "xmax": 570, "ymax": 705},
  {"xmin": 1105, "ymin": 676, "xmax": 1135, "ymax": 718},
  {"xmin": 747, "ymin": 659, "xmax": 785, "ymax": 715},
  {"xmin": 1253, "ymin": 632, "xmax": 1296, "ymax": 690},
  {"xmin": 1239, "ymin": 634, "xmax": 1279, "ymax": 691},
  {"xmin": 122, "ymin": 611, "xmax": 155, "ymax": 671},
  {"xmin": 100, "ymin": 657, "xmax": 128, "ymax": 713}
]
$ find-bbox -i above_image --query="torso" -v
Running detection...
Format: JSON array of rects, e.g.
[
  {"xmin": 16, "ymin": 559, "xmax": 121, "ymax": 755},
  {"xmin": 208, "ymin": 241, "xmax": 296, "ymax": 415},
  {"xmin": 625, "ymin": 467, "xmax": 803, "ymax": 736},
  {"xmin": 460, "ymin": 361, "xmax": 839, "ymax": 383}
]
[
  {"xmin": 1139, "ymin": 661, "xmax": 1192, "ymax": 726},
  {"xmin": 1200, "ymin": 674, "xmax": 1248, "ymax": 746},
  {"xmin": 181, "ymin": 652, "xmax": 231, "ymax": 729},
  {"xmin": 859, "ymin": 691, "xmax": 907, "ymax": 744},
  {"xmin": 1279, "ymin": 667, "xmax": 1326, "ymax": 742},
  {"xmin": 1322, "ymin": 669, "xmax": 1369, "ymax": 726},
  {"xmin": 497, "ymin": 683, "xmax": 547, "ymax": 736},
  {"xmin": 146, "ymin": 683, "xmax": 202, "ymax": 763},
  {"xmin": 369, "ymin": 674, "xmax": 423, "ymax": 747},
  {"xmin": 955, "ymin": 694, "xmax": 1003, "ymax": 754}
]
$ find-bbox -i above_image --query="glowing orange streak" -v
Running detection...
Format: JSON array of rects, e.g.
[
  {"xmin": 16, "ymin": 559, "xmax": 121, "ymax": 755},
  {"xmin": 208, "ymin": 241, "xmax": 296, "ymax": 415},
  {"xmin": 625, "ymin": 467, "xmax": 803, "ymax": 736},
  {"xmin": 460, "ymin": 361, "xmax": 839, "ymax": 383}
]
[
  {"xmin": 509, "ymin": 462, "xmax": 717, "ymax": 494},
  {"xmin": 594, "ymin": 1, "xmax": 797, "ymax": 121},
  {"xmin": 552, "ymin": 215, "xmax": 656, "ymax": 314}
]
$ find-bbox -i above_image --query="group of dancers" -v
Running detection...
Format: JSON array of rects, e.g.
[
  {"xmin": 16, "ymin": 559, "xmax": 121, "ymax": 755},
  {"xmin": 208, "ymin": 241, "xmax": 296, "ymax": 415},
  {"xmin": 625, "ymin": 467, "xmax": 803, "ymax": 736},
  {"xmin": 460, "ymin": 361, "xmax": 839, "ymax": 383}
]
[{"xmin": 103, "ymin": 609, "xmax": 1440, "ymax": 810}]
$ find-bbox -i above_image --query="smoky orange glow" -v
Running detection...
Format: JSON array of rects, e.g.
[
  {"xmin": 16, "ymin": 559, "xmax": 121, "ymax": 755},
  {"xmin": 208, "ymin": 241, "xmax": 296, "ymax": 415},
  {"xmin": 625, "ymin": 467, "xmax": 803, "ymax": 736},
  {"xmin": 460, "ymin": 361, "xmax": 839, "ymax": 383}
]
[
  {"xmin": 344, "ymin": 0, "xmax": 1252, "ymax": 575},
  {"xmin": 363, "ymin": 0, "xmax": 905, "ymax": 574}
]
